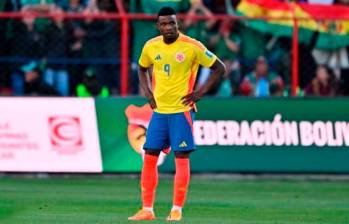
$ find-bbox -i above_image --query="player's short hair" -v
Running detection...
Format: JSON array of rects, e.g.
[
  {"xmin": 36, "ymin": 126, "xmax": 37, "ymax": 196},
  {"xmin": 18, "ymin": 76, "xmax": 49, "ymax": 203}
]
[{"xmin": 157, "ymin": 7, "xmax": 176, "ymax": 18}]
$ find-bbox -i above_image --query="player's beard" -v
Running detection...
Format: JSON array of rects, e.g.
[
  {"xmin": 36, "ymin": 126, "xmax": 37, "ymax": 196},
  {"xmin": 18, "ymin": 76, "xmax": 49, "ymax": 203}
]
[{"xmin": 163, "ymin": 32, "xmax": 179, "ymax": 44}]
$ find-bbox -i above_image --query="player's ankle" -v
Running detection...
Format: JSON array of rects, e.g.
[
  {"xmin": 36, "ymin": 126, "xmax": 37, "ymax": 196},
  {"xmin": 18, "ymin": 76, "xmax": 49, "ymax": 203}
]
[
  {"xmin": 142, "ymin": 207, "xmax": 154, "ymax": 213},
  {"xmin": 171, "ymin": 205, "xmax": 182, "ymax": 212}
]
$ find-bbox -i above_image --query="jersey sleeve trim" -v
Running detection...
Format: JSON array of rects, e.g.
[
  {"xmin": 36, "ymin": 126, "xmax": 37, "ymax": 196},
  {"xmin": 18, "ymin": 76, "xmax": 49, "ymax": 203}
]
[
  {"xmin": 207, "ymin": 57, "xmax": 217, "ymax": 68},
  {"xmin": 179, "ymin": 36, "xmax": 205, "ymax": 51}
]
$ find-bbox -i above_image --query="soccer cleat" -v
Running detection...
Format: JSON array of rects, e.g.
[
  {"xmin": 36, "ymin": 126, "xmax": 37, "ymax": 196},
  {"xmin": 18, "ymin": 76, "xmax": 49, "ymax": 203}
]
[
  {"xmin": 166, "ymin": 210, "xmax": 182, "ymax": 221},
  {"xmin": 128, "ymin": 209, "xmax": 156, "ymax": 221}
]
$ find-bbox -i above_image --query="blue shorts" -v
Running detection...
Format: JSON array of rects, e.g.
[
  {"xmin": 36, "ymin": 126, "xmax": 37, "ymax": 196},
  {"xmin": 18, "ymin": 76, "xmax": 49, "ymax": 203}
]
[{"xmin": 144, "ymin": 110, "xmax": 195, "ymax": 152}]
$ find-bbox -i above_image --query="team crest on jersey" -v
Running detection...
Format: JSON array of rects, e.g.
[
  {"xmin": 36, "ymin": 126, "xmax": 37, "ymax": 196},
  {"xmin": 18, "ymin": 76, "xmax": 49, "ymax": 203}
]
[{"xmin": 175, "ymin": 52, "xmax": 185, "ymax": 63}]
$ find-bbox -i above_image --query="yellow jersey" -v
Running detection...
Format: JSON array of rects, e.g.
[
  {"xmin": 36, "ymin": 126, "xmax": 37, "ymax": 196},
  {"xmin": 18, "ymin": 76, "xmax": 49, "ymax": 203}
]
[{"xmin": 139, "ymin": 33, "xmax": 217, "ymax": 114}]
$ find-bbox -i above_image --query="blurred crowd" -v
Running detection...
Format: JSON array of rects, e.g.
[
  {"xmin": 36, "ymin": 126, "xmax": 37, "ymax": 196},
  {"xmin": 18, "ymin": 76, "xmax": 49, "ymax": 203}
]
[
  {"xmin": 0, "ymin": 0, "xmax": 118, "ymax": 97},
  {"xmin": 0, "ymin": 0, "xmax": 348, "ymax": 97}
]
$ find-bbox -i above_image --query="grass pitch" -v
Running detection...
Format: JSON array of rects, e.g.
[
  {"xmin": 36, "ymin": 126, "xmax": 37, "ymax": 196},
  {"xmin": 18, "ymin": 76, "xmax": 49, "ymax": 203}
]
[{"xmin": 0, "ymin": 175, "xmax": 349, "ymax": 224}]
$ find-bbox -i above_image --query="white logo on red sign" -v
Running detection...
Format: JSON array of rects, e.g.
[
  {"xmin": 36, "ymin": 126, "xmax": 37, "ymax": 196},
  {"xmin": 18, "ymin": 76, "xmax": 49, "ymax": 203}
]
[
  {"xmin": 175, "ymin": 52, "xmax": 185, "ymax": 63},
  {"xmin": 49, "ymin": 116, "xmax": 83, "ymax": 154}
]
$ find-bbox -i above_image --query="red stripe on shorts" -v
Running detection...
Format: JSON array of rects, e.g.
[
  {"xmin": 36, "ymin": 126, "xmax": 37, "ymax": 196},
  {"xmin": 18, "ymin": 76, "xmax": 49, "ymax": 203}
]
[{"xmin": 184, "ymin": 111, "xmax": 193, "ymax": 133}]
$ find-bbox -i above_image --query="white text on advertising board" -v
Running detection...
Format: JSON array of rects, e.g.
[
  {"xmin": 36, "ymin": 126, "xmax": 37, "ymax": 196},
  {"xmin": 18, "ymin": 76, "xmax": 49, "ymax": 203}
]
[{"xmin": 194, "ymin": 114, "xmax": 349, "ymax": 147}]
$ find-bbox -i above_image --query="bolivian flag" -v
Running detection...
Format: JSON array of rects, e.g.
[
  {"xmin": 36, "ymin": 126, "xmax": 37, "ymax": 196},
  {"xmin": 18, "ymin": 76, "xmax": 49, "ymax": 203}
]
[{"xmin": 237, "ymin": 0, "xmax": 349, "ymax": 50}]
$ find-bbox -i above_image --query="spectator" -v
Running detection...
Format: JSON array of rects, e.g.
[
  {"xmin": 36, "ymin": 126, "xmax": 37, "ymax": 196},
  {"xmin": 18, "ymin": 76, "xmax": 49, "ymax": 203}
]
[
  {"xmin": 20, "ymin": 0, "xmax": 55, "ymax": 12},
  {"xmin": 22, "ymin": 61, "xmax": 60, "ymax": 96},
  {"xmin": 1, "ymin": 0, "xmax": 20, "ymax": 11},
  {"xmin": 61, "ymin": 0, "xmax": 86, "ymax": 94},
  {"xmin": 83, "ymin": 0, "xmax": 120, "ymax": 94},
  {"xmin": 54, "ymin": 0, "xmax": 85, "ymax": 11},
  {"xmin": 65, "ymin": 0, "xmax": 85, "ymax": 12},
  {"xmin": 202, "ymin": 0, "xmax": 226, "ymax": 14},
  {"xmin": 10, "ymin": 12, "xmax": 45, "ymax": 95},
  {"xmin": 0, "ymin": 1, "xmax": 13, "ymax": 92},
  {"xmin": 198, "ymin": 19, "xmax": 241, "ymax": 96},
  {"xmin": 239, "ymin": 24, "xmax": 267, "ymax": 74},
  {"xmin": 305, "ymin": 65, "xmax": 337, "ymax": 96},
  {"xmin": 76, "ymin": 67, "xmax": 109, "ymax": 97},
  {"xmin": 20, "ymin": 0, "xmax": 57, "ymax": 37},
  {"xmin": 270, "ymin": 83, "xmax": 284, "ymax": 96},
  {"xmin": 67, "ymin": 0, "xmax": 86, "ymax": 94},
  {"xmin": 212, "ymin": 19, "xmax": 241, "ymax": 95},
  {"xmin": 55, "ymin": 0, "xmax": 86, "ymax": 9},
  {"xmin": 240, "ymin": 56, "xmax": 284, "ymax": 97},
  {"xmin": 299, "ymin": 31, "xmax": 319, "ymax": 89},
  {"xmin": 216, "ymin": 71, "xmax": 232, "ymax": 97},
  {"xmin": 183, "ymin": 0, "xmax": 216, "ymax": 45},
  {"xmin": 43, "ymin": 7, "xmax": 70, "ymax": 96}
]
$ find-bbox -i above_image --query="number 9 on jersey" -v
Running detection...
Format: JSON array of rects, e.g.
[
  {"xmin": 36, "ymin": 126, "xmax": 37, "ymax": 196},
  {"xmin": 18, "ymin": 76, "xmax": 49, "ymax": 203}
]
[{"xmin": 164, "ymin": 64, "xmax": 170, "ymax": 77}]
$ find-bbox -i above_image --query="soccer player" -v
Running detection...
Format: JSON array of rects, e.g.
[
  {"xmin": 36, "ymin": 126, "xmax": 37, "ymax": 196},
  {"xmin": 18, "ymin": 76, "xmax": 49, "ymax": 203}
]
[{"xmin": 128, "ymin": 7, "xmax": 226, "ymax": 221}]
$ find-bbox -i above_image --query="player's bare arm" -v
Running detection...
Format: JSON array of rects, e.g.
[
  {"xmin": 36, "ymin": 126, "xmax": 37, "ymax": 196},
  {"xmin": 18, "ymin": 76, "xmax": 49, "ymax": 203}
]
[
  {"xmin": 138, "ymin": 65, "xmax": 157, "ymax": 109},
  {"xmin": 182, "ymin": 58, "xmax": 226, "ymax": 106}
]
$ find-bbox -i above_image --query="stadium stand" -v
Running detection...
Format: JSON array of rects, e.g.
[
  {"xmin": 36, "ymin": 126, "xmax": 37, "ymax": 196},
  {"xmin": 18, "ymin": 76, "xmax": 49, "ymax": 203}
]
[{"xmin": 0, "ymin": 0, "xmax": 348, "ymax": 96}]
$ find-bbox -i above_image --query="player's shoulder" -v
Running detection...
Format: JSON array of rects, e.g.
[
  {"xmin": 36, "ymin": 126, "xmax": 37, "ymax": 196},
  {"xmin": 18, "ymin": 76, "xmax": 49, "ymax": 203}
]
[
  {"xmin": 144, "ymin": 35, "xmax": 162, "ymax": 47},
  {"xmin": 178, "ymin": 34, "xmax": 206, "ymax": 51}
]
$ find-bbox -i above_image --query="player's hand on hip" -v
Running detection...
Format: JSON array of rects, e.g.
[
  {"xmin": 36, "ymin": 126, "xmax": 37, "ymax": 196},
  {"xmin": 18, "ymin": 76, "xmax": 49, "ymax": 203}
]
[{"xmin": 181, "ymin": 90, "xmax": 201, "ymax": 106}]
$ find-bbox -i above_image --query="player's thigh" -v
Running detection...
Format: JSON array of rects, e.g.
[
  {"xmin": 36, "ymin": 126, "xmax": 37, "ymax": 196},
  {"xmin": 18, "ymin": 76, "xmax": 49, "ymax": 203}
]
[
  {"xmin": 144, "ymin": 112, "xmax": 170, "ymax": 150},
  {"xmin": 169, "ymin": 110, "xmax": 195, "ymax": 152}
]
